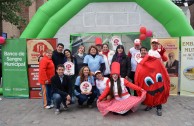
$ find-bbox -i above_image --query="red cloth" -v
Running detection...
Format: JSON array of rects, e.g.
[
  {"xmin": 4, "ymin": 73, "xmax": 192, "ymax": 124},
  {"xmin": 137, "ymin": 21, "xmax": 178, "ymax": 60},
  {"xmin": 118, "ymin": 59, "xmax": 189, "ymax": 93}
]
[
  {"xmin": 38, "ymin": 56, "xmax": 55, "ymax": 85},
  {"xmin": 97, "ymin": 78, "xmax": 146, "ymax": 116},
  {"xmin": 102, "ymin": 50, "xmax": 109, "ymax": 57},
  {"xmin": 97, "ymin": 91, "xmax": 146, "ymax": 116},
  {"xmin": 135, "ymin": 55, "xmax": 170, "ymax": 107}
]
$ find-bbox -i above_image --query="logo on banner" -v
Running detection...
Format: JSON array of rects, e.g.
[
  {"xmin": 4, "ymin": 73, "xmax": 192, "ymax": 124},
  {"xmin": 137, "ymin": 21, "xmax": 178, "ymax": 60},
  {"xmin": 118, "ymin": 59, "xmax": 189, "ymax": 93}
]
[
  {"xmin": 80, "ymin": 81, "xmax": 92, "ymax": 93},
  {"xmin": 27, "ymin": 40, "xmax": 54, "ymax": 64},
  {"xmin": 111, "ymin": 36, "xmax": 122, "ymax": 50},
  {"xmin": 64, "ymin": 62, "xmax": 75, "ymax": 75},
  {"xmin": 33, "ymin": 42, "xmax": 49, "ymax": 55}
]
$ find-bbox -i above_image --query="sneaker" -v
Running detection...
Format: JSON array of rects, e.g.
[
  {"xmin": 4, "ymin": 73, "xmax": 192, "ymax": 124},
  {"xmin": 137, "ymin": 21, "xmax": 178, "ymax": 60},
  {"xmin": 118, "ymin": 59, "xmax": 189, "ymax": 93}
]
[
  {"xmin": 50, "ymin": 104, "xmax": 54, "ymax": 108},
  {"xmin": 55, "ymin": 109, "xmax": 60, "ymax": 115},
  {"xmin": 144, "ymin": 106, "xmax": 152, "ymax": 111},
  {"xmin": 45, "ymin": 105, "xmax": 51, "ymax": 109},
  {"xmin": 156, "ymin": 109, "xmax": 162, "ymax": 116}
]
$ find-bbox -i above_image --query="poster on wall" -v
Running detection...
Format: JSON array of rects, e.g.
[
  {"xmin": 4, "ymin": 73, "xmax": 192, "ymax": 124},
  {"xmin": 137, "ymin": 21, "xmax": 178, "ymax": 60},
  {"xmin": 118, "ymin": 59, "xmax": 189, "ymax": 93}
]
[
  {"xmin": 27, "ymin": 39, "xmax": 57, "ymax": 98},
  {"xmin": 2, "ymin": 39, "xmax": 29, "ymax": 98},
  {"xmin": 157, "ymin": 38, "xmax": 179, "ymax": 95},
  {"xmin": 180, "ymin": 36, "xmax": 194, "ymax": 96}
]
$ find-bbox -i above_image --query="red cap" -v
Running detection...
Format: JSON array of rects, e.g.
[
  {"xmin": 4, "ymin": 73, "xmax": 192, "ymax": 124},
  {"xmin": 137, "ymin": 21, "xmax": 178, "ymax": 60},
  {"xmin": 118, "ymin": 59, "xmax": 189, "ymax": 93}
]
[
  {"xmin": 111, "ymin": 62, "xmax": 120, "ymax": 75},
  {"xmin": 95, "ymin": 37, "xmax": 102, "ymax": 45}
]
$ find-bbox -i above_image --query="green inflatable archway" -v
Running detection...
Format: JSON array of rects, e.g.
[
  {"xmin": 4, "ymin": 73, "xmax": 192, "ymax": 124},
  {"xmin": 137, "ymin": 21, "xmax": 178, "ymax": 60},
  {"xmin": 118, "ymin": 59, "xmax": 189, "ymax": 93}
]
[{"xmin": 20, "ymin": 0, "xmax": 194, "ymax": 38}]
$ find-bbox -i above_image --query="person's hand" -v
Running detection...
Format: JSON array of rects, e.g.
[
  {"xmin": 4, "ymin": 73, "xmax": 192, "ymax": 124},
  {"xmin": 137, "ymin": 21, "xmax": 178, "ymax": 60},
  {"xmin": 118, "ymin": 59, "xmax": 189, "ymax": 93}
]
[
  {"xmin": 81, "ymin": 92, "xmax": 86, "ymax": 95},
  {"xmin": 66, "ymin": 95, "xmax": 71, "ymax": 101},
  {"xmin": 91, "ymin": 72, "xmax": 95, "ymax": 76},
  {"xmin": 106, "ymin": 95, "xmax": 112, "ymax": 100},
  {"xmin": 85, "ymin": 92, "xmax": 92, "ymax": 95},
  {"xmin": 158, "ymin": 45, "xmax": 166, "ymax": 56},
  {"xmin": 66, "ymin": 100, "xmax": 70, "ymax": 106},
  {"xmin": 45, "ymin": 80, "xmax": 49, "ymax": 84},
  {"xmin": 125, "ymin": 76, "xmax": 129, "ymax": 80}
]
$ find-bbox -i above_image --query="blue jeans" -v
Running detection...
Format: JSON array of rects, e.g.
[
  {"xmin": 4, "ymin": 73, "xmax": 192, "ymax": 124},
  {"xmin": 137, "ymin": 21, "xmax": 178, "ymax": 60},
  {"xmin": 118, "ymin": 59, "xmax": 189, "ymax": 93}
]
[
  {"xmin": 76, "ymin": 92, "xmax": 97, "ymax": 105},
  {"xmin": 46, "ymin": 84, "xmax": 52, "ymax": 106},
  {"xmin": 53, "ymin": 93, "xmax": 66, "ymax": 109}
]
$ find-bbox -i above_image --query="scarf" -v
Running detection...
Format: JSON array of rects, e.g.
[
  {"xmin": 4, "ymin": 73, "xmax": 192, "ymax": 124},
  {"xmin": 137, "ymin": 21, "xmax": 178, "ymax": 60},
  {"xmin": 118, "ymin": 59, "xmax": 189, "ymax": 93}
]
[
  {"xmin": 116, "ymin": 53, "xmax": 122, "ymax": 63},
  {"xmin": 102, "ymin": 50, "xmax": 109, "ymax": 57}
]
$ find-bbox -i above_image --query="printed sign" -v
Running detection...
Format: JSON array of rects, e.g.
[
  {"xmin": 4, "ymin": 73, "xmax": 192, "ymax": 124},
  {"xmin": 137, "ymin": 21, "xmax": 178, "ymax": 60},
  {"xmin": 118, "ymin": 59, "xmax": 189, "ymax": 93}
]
[
  {"xmin": 64, "ymin": 62, "xmax": 75, "ymax": 75},
  {"xmin": 180, "ymin": 36, "xmax": 194, "ymax": 96},
  {"xmin": 2, "ymin": 39, "xmax": 29, "ymax": 98},
  {"xmin": 80, "ymin": 81, "xmax": 92, "ymax": 93}
]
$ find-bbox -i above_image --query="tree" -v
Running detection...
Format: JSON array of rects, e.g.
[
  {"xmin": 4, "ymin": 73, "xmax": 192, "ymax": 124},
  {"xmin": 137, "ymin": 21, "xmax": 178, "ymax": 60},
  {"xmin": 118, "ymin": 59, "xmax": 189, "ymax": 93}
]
[{"xmin": 0, "ymin": 0, "xmax": 32, "ymax": 34}]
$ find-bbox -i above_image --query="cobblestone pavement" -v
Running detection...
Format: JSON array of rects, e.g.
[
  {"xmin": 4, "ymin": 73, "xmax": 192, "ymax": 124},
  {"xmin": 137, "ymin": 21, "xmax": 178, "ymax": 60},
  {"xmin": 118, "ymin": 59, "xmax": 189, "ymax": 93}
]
[{"xmin": 0, "ymin": 96, "xmax": 194, "ymax": 126}]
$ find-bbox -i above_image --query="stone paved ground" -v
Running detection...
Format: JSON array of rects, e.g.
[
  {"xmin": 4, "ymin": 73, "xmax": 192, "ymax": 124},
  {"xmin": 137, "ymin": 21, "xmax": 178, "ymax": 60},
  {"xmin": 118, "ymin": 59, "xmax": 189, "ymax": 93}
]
[{"xmin": 0, "ymin": 96, "xmax": 194, "ymax": 126}]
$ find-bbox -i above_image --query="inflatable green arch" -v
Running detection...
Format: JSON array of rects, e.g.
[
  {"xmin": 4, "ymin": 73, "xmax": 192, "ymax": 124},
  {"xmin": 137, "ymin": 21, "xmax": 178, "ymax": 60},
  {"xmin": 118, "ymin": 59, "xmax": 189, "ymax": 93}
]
[{"xmin": 20, "ymin": 0, "xmax": 194, "ymax": 39}]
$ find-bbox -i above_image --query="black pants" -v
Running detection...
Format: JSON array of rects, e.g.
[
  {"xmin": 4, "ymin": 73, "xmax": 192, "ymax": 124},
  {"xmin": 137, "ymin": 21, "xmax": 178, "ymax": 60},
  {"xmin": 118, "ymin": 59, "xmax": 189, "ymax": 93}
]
[{"xmin": 156, "ymin": 104, "xmax": 162, "ymax": 110}]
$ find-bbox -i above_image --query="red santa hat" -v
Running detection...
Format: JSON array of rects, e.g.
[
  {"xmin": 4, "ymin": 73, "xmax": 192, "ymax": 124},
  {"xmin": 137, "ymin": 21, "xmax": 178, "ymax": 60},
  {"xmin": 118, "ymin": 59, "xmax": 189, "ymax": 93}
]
[
  {"xmin": 95, "ymin": 37, "xmax": 103, "ymax": 46},
  {"xmin": 134, "ymin": 39, "xmax": 141, "ymax": 46},
  {"xmin": 111, "ymin": 62, "xmax": 120, "ymax": 75}
]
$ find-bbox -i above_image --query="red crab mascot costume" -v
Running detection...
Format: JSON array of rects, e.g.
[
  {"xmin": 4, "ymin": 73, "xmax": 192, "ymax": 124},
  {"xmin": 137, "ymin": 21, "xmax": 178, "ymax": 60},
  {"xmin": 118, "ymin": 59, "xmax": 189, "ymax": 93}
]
[{"xmin": 135, "ymin": 54, "xmax": 170, "ymax": 116}]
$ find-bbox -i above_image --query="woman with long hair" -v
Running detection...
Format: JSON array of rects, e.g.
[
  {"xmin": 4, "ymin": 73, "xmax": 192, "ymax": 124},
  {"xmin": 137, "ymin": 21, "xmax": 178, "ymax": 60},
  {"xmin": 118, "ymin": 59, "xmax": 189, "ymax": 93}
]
[
  {"xmin": 97, "ymin": 62, "xmax": 146, "ymax": 116},
  {"xmin": 74, "ymin": 66, "xmax": 97, "ymax": 108},
  {"xmin": 112, "ymin": 45, "xmax": 131, "ymax": 79},
  {"xmin": 63, "ymin": 49, "xmax": 78, "ymax": 102}
]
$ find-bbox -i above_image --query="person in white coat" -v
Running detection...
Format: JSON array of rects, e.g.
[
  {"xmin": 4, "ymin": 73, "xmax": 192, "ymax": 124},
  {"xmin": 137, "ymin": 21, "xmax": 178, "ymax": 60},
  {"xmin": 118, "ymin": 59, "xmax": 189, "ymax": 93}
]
[{"xmin": 101, "ymin": 44, "xmax": 115, "ymax": 78}]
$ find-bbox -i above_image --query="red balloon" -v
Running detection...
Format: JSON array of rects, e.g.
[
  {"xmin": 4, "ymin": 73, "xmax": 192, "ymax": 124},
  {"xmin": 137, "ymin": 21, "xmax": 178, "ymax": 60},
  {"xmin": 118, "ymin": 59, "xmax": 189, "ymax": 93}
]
[
  {"xmin": 146, "ymin": 30, "xmax": 153, "ymax": 37},
  {"xmin": 0, "ymin": 36, "xmax": 5, "ymax": 44},
  {"xmin": 140, "ymin": 27, "xmax": 147, "ymax": 34},
  {"xmin": 139, "ymin": 34, "xmax": 146, "ymax": 40}
]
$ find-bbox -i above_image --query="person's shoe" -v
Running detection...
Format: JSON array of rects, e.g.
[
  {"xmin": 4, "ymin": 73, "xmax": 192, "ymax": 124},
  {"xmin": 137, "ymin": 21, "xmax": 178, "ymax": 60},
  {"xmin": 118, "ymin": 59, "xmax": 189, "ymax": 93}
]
[
  {"xmin": 144, "ymin": 106, "xmax": 152, "ymax": 111},
  {"xmin": 45, "ymin": 105, "xmax": 51, "ymax": 109},
  {"xmin": 50, "ymin": 104, "xmax": 54, "ymax": 108},
  {"xmin": 55, "ymin": 109, "xmax": 60, "ymax": 115},
  {"xmin": 156, "ymin": 109, "xmax": 162, "ymax": 116}
]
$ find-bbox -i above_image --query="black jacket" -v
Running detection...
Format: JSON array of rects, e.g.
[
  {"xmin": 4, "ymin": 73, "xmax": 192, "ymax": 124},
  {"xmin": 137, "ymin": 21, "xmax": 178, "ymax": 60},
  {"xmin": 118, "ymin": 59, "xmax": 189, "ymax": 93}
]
[
  {"xmin": 51, "ymin": 74, "xmax": 72, "ymax": 97},
  {"xmin": 111, "ymin": 54, "xmax": 131, "ymax": 78},
  {"xmin": 52, "ymin": 50, "xmax": 64, "ymax": 69}
]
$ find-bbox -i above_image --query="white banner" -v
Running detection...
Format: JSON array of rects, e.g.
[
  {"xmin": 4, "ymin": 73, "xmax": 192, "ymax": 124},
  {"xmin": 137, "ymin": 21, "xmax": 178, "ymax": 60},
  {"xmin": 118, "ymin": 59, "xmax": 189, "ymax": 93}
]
[{"xmin": 180, "ymin": 36, "xmax": 194, "ymax": 96}]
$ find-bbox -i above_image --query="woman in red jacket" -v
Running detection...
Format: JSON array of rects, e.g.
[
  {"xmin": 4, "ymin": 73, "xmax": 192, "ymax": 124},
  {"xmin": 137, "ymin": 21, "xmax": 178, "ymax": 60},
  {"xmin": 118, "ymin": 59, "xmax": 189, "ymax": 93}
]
[
  {"xmin": 97, "ymin": 62, "xmax": 146, "ymax": 116},
  {"xmin": 39, "ymin": 49, "xmax": 55, "ymax": 109}
]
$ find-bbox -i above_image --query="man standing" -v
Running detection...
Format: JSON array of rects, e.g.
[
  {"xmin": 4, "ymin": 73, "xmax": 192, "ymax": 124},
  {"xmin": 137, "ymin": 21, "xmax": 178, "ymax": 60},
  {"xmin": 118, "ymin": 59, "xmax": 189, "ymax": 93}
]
[
  {"xmin": 128, "ymin": 39, "xmax": 141, "ymax": 83},
  {"xmin": 51, "ymin": 64, "xmax": 72, "ymax": 115},
  {"xmin": 148, "ymin": 39, "xmax": 168, "ymax": 62},
  {"xmin": 52, "ymin": 43, "xmax": 64, "ymax": 69}
]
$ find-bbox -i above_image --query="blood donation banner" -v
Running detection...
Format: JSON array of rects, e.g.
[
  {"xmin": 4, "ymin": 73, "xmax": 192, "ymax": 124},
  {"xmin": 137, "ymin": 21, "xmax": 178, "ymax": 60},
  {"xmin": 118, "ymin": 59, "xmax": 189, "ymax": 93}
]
[
  {"xmin": 180, "ymin": 36, "xmax": 194, "ymax": 96},
  {"xmin": 2, "ymin": 39, "xmax": 29, "ymax": 98},
  {"xmin": 27, "ymin": 39, "xmax": 56, "ymax": 98},
  {"xmin": 157, "ymin": 38, "xmax": 179, "ymax": 95}
]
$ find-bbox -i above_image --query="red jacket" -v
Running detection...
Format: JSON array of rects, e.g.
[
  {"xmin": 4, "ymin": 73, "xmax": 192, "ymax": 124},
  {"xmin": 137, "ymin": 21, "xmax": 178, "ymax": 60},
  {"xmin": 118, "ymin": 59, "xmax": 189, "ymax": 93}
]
[{"xmin": 38, "ymin": 56, "xmax": 55, "ymax": 85}]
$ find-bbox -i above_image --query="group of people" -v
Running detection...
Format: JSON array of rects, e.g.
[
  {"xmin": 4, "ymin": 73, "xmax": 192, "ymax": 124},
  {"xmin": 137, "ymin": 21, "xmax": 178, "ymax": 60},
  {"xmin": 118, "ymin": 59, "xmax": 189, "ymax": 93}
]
[{"xmin": 38, "ymin": 37, "xmax": 170, "ymax": 116}]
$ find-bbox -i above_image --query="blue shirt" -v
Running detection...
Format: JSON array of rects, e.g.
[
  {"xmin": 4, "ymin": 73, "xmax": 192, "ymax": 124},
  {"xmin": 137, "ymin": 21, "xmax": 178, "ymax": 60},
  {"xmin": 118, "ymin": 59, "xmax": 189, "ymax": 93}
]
[
  {"xmin": 74, "ymin": 76, "xmax": 95, "ymax": 96},
  {"xmin": 83, "ymin": 55, "xmax": 104, "ymax": 72}
]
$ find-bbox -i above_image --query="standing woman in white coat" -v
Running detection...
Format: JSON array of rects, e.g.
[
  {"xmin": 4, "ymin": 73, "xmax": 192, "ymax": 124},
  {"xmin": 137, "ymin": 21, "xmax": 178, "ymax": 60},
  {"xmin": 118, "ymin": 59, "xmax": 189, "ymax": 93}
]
[{"xmin": 101, "ymin": 44, "xmax": 115, "ymax": 78}]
